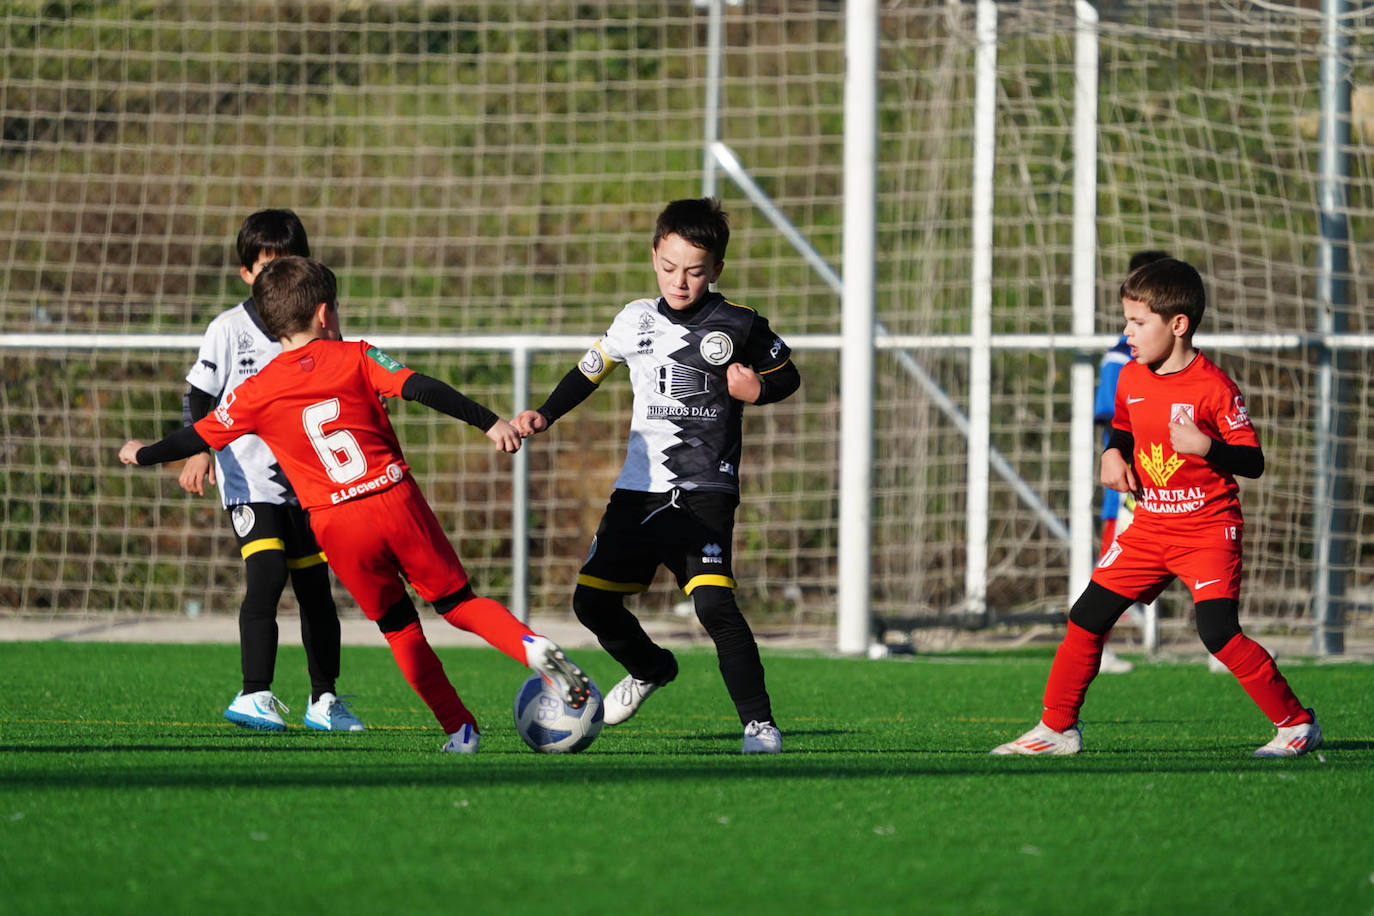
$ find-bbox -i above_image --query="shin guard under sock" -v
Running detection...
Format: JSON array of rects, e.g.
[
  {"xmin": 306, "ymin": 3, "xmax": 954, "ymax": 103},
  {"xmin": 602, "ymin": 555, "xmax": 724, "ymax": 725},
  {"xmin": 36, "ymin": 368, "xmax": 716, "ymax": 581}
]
[
  {"xmin": 1213, "ymin": 634, "xmax": 1309, "ymax": 727},
  {"xmin": 440, "ymin": 596, "xmax": 533, "ymax": 664},
  {"xmin": 1041, "ymin": 621, "xmax": 1105, "ymax": 732},
  {"xmin": 382, "ymin": 621, "xmax": 475, "ymax": 734}
]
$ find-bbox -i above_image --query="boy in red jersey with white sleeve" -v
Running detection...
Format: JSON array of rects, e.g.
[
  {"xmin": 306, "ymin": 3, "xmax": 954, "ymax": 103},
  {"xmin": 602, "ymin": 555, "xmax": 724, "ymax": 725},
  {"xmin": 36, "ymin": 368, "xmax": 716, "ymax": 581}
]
[
  {"xmin": 991, "ymin": 257, "xmax": 1321, "ymax": 758},
  {"xmin": 120, "ymin": 256, "xmax": 591, "ymax": 754}
]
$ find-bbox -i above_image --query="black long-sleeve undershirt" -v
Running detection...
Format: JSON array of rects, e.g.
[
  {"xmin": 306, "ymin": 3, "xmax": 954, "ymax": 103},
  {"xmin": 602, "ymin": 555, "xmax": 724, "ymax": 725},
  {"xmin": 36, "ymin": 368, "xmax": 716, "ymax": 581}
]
[
  {"xmin": 535, "ymin": 367, "xmax": 600, "ymax": 426},
  {"xmin": 1104, "ymin": 427, "xmax": 1263, "ymax": 479},
  {"xmin": 139, "ymin": 372, "xmax": 495, "ymax": 467},
  {"xmin": 400, "ymin": 372, "xmax": 499, "ymax": 431},
  {"xmin": 137, "ymin": 425, "xmax": 212, "ymax": 466},
  {"xmin": 182, "ymin": 385, "xmax": 216, "ymax": 426}
]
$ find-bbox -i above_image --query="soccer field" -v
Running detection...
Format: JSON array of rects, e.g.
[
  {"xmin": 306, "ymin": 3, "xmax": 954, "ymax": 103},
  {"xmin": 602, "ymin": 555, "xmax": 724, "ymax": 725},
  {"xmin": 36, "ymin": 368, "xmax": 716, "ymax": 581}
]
[{"xmin": 1, "ymin": 641, "xmax": 1370, "ymax": 916}]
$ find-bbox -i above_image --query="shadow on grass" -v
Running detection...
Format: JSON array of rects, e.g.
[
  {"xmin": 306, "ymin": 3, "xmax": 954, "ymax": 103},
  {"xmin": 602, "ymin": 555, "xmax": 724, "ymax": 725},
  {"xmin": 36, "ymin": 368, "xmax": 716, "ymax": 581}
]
[{"xmin": 2, "ymin": 739, "xmax": 1364, "ymax": 791}]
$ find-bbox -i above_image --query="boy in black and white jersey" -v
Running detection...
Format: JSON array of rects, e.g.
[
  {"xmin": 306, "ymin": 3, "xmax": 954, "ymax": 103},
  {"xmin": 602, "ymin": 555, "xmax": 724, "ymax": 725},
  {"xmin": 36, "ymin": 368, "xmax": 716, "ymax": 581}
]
[
  {"xmin": 179, "ymin": 209, "xmax": 361, "ymax": 733},
  {"xmin": 515, "ymin": 197, "xmax": 800, "ymax": 754}
]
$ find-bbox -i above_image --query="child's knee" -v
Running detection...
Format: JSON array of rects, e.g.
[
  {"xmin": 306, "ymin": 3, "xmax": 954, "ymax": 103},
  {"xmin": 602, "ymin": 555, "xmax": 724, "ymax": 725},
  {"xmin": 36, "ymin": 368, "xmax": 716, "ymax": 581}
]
[
  {"xmin": 1195, "ymin": 598, "xmax": 1242, "ymax": 655},
  {"xmin": 573, "ymin": 584, "xmax": 623, "ymax": 625},
  {"xmin": 691, "ymin": 585, "xmax": 746, "ymax": 633}
]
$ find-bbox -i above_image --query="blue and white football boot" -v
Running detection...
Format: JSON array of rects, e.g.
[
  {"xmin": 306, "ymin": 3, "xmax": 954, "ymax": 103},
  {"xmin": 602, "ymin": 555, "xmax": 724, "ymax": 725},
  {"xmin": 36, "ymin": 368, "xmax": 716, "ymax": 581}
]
[{"xmin": 224, "ymin": 690, "xmax": 288, "ymax": 731}]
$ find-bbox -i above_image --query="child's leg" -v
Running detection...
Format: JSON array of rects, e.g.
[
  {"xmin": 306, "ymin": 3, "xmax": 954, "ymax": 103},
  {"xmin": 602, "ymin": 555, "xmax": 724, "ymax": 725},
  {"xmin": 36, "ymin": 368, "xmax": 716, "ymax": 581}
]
[
  {"xmin": 377, "ymin": 596, "xmax": 476, "ymax": 734},
  {"xmin": 691, "ymin": 585, "xmax": 771, "ymax": 726},
  {"xmin": 290, "ymin": 561, "xmax": 340, "ymax": 701},
  {"xmin": 1041, "ymin": 583, "xmax": 1135, "ymax": 731},
  {"xmin": 285, "ymin": 506, "xmax": 341, "ymax": 703},
  {"xmin": 238, "ymin": 550, "xmax": 288, "ymax": 694},
  {"xmin": 1197, "ymin": 598, "xmax": 1311, "ymax": 727},
  {"xmin": 573, "ymin": 583, "xmax": 677, "ymax": 681},
  {"xmin": 435, "ymin": 584, "xmax": 532, "ymax": 664}
]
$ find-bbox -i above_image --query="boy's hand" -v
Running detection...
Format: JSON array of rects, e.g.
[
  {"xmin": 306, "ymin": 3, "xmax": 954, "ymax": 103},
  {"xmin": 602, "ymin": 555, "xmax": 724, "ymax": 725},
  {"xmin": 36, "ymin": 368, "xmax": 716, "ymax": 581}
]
[
  {"xmin": 1169, "ymin": 412, "xmax": 1212, "ymax": 457},
  {"xmin": 1100, "ymin": 447, "xmax": 1140, "ymax": 496},
  {"xmin": 118, "ymin": 440, "xmax": 145, "ymax": 466},
  {"xmin": 726, "ymin": 363, "xmax": 762, "ymax": 403},
  {"xmin": 512, "ymin": 409, "xmax": 548, "ymax": 438},
  {"xmin": 178, "ymin": 452, "xmax": 216, "ymax": 495},
  {"xmin": 486, "ymin": 419, "xmax": 522, "ymax": 453}
]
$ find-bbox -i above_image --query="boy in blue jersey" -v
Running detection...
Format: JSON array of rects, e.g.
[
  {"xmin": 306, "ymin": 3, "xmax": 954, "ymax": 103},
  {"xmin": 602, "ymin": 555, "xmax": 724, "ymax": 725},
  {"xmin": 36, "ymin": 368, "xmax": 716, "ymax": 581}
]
[{"xmin": 514, "ymin": 198, "xmax": 801, "ymax": 753}]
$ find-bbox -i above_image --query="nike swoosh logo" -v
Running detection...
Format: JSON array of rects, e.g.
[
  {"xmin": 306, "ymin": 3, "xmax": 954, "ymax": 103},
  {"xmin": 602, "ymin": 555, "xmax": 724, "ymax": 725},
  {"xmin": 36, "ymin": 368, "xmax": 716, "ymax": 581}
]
[
  {"xmin": 1194, "ymin": 578, "xmax": 1222, "ymax": 589},
  {"xmin": 1127, "ymin": 396, "xmax": 1146, "ymax": 404}
]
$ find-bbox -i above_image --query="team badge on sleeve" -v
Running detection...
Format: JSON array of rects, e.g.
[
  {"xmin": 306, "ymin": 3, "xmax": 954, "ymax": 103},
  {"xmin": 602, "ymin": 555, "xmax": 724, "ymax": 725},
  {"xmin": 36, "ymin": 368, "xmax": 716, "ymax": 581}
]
[
  {"xmin": 366, "ymin": 347, "xmax": 406, "ymax": 372},
  {"xmin": 212, "ymin": 389, "xmax": 238, "ymax": 427},
  {"xmin": 1222, "ymin": 394, "xmax": 1252, "ymax": 431},
  {"xmin": 578, "ymin": 343, "xmax": 616, "ymax": 383}
]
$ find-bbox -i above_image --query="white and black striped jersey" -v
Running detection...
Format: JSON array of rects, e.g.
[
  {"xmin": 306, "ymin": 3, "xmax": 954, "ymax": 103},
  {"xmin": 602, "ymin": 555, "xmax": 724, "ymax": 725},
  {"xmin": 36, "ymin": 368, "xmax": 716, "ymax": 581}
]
[
  {"xmin": 580, "ymin": 293, "xmax": 793, "ymax": 495},
  {"xmin": 184, "ymin": 299, "xmax": 297, "ymax": 508}
]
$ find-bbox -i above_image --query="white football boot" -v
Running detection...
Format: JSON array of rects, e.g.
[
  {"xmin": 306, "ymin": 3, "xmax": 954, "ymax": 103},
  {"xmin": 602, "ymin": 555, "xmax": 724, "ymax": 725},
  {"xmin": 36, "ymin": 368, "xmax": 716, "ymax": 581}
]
[
  {"xmin": 990, "ymin": 721, "xmax": 1083, "ymax": 756},
  {"xmin": 441, "ymin": 723, "xmax": 481, "ymax": 754},
  {"xmin": 1253, "ymin": 709, "xmax": 1322, "ymax": 758},
  {"xmin": 522, "ymin": 635, "xmax": 591, "ymax": 709},
  {"xmin": 224, "ymin": 690, "xmax": 288, "ymax": 731},
  {"xmin": 741, "ymin": 720, "xmax": 782, "ymax": 754},
  {"xmin": 303, "ymin": 693, "xmax": 365, "ymax": 732},
  {"xmin": 603, "ymin": 674, "xmax": 667, "ymax": 726}
]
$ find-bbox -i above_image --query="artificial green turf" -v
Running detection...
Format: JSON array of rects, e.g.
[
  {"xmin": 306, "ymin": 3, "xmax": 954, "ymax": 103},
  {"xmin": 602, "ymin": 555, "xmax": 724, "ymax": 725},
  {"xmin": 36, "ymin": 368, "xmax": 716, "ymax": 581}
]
[{"xmin": 1, "ymin": 641, "xmax": 1371, "ymax": 916}]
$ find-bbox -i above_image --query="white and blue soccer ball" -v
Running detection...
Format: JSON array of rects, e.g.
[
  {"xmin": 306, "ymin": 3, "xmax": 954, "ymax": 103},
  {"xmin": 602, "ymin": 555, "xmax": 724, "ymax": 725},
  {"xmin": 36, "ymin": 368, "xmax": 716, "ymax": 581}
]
[{"xmin": 512, "ymin": 673, "xmax": 603, "ymax": 753}]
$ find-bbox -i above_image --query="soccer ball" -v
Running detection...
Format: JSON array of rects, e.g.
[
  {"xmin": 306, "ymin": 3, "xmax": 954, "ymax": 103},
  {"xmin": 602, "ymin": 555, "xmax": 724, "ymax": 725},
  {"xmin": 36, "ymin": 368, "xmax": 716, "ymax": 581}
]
[{"xmin": 512, "ymin": 673, "xmax": 603, "ymax": 753}]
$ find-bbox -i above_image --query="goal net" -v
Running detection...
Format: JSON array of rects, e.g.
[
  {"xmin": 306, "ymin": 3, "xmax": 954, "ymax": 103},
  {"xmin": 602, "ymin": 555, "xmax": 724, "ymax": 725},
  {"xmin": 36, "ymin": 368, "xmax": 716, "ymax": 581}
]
[{"xmin": 2, "ymin": 1, "xmax": 1371, "ymax": 650}]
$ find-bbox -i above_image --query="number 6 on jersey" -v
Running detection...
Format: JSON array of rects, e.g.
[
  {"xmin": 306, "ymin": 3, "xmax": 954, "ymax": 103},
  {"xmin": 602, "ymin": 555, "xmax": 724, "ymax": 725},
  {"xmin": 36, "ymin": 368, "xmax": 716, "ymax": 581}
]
[{"xmin": 303, "ymin": 399, "xmax": 367, "ymax": 484}]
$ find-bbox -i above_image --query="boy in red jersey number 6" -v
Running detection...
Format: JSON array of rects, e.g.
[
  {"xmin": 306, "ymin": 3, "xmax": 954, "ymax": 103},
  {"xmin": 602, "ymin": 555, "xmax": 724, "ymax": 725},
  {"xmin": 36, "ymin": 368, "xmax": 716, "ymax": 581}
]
[
  {"xmin": 991, "ymin": 258, "xmax": 1321, "ymax": 758},
  {"xmin": 120, "ymin": 256, "xmax": 590, "ymax": 754}
]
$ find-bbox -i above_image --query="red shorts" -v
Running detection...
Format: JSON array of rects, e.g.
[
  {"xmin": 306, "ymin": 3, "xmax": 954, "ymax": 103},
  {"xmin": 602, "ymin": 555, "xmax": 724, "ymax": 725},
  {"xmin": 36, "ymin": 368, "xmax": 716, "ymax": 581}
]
[
  {"xmin": 1091, "ymin": 519, "xmax": 1242, "ymax": 604},
  {"xmin": 307, "ymin": 476, "xmax": 469, "ymax": 619}
]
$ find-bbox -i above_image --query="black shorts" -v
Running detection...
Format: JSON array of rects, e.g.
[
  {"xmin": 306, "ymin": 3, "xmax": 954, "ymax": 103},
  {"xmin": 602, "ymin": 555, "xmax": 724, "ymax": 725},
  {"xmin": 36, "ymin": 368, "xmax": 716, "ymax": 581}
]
[
  {"xmin": 228, "ymin": 502, "xmax": 327, "ymax": 570},
  {"xmin": 577, "ymin": 488, "xmax": 738, "ymax": 596}
]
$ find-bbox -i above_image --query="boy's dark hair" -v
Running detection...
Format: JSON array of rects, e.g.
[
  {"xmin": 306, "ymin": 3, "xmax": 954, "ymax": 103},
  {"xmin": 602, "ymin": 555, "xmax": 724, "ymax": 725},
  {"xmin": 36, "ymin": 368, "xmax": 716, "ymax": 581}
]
[
  {"xmin": 653, "ymin": 197, "xmax": 729, "ymax": 263},
  {"xmin": 237, "ymin": 209, "xmax": 310, "ymax": 269},
  {"xmin": 1121, "ymin": 257, "xmax": 1206, "ymax": 338},
  {"xmin": 252, "ymin": 256, "xmax": 337, "ymax": 340},
  {"xmin": 1128, "ymin": 249, "xmax": 1170, "ymax": 272}
]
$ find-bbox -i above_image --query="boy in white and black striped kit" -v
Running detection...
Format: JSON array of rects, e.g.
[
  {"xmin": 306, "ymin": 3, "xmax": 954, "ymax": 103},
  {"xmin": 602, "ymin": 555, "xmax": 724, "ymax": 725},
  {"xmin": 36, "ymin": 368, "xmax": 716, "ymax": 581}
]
[
  {"xmin": 515, "ymin": 197, "xmax": 800, "ymax": 753},
  {"xmin": 179, "ymin": 209, "xmax": 361, "ymax": 733}
]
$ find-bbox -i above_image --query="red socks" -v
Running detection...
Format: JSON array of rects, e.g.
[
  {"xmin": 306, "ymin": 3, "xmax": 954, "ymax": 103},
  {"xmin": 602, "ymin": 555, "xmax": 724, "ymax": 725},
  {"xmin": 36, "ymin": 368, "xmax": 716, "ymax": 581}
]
[
  {"xmin": 1041, "ymin": 621, "xmax": 1105, "ymax": 732},
  {"xmin": 382, "ymin": 621, "xmax": 475, "ymax": 735},
  {"xmin": 440, "ymin": 595, "xmax": 534, "ymax": 664},
  {"xmin": 1039, "ymin": 624, "xmax": 1311, "ymax": 733},
  {"xmin": 1213, "ymin": 634, "xmax": 1311, "ymax": 727}
]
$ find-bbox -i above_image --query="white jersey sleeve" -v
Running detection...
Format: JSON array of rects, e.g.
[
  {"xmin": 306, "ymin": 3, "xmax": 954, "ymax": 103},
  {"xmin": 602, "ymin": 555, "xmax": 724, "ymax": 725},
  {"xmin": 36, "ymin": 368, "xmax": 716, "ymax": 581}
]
[{"xmin": 184, "ymin": 300, "xmax": 295, "ymax": 509}]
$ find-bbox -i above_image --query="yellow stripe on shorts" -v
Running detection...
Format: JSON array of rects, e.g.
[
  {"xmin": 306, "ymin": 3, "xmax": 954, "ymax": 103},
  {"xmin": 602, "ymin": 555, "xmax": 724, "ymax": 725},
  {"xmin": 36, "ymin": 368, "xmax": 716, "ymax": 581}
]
[
  {"xmin": 286, "ymin": 552, "xmax": 327, "ymax": 570},
  {"xmin": 576, "ymin": 574, "xmax": 650, "ymax": 594},
  {"xmin": 240, "ymin": 538, "xmax": 285, "ymax": 560},
  {"xmin": 683, "ymin": 574, "xmax": 737, "ymax": 595}
]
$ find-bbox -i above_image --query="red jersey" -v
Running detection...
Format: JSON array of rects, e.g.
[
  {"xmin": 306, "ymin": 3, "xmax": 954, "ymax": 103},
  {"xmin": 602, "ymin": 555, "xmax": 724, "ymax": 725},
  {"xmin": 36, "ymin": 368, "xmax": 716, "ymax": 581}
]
[
  {"xmin": 1112, "ymin": 351, "xmax": 1259, "ymax": 535},
  {"xmin": 195, "ymin": 339, "xmax": 416, "ymax": 511}
]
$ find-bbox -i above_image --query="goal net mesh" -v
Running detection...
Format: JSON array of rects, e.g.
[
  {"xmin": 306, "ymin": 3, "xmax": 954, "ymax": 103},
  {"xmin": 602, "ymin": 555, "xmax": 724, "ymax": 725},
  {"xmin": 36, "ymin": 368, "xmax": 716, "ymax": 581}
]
[{"xmin": 2, "ymin": 1, "xmax": 1371, "ymax": 647}]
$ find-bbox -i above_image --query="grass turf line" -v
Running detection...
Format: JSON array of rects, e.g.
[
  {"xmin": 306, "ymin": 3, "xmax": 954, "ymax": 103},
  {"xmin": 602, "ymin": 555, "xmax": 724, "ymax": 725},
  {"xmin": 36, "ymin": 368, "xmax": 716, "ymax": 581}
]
[{"xmin": 1, "ymin": 641, "xmax": 1371, "ymax": 916}]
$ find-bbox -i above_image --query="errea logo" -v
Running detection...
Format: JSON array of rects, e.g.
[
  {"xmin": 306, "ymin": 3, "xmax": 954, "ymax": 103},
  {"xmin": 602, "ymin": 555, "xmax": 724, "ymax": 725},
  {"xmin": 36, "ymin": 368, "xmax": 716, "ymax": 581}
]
[{"xmin": 701, "ymin": 543, "xmax": 724, "ymax": 564}]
